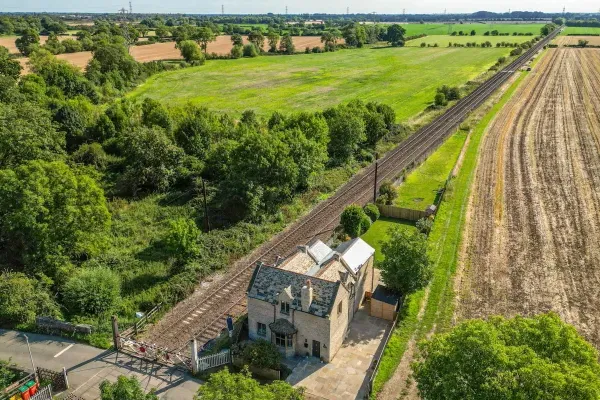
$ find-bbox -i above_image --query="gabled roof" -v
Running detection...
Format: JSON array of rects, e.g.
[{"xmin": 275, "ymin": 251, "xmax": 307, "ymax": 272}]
[
  {"xmin": 336, "ymin": 238, "xmax": 375, "ymax": 274},
  {"xmin": 307, "ymin": 239, "xmax": 334, "ymax": 264},
  {"xmin": 269, "ymin": 318, "xmax": 298, "ymax": 335},
  {"xmin": 247, "ymin": 265, "xmax": 339, "ymax": 318}
]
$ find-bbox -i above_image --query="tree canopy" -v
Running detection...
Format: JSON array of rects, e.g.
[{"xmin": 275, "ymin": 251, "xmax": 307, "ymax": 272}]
[
  {"xmin": 100, "ymin": 375, "xmax": 158, "ymax": 400},
  {"xmin": 413, "ymin": 313, "xmax": 600, "ymax": 400}
]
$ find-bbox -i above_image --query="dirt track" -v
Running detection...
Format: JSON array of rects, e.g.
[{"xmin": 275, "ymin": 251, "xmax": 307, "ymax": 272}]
[{"xmin": 456, "ymin": 48, "xmax": 600, "ymax": 346}]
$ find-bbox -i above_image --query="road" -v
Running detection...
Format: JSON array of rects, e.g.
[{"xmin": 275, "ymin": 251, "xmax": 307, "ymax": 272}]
[{"xmin": 0, "ymin": 329, "xmax": 201, "ymax": 399}]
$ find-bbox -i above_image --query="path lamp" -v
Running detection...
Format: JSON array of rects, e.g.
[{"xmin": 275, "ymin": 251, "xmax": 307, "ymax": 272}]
[{"xmin": 22, "ymin": 334, "xmax": 36, "ymax": 373}]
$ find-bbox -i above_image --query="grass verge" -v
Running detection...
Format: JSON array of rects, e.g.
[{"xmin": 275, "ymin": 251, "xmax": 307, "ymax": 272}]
[{"xmin": 370, "ymin": 70, "xmax": 529, "ymax": 397}]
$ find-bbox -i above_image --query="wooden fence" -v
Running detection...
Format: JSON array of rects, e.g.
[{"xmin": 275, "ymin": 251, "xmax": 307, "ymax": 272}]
[
  {"xmin": 377, "ymin": 204, "xmax": 428, "ymax": 221},
  {"xmin": 197, "ymin": 350, "xmax": 231, "ymax": 372}
]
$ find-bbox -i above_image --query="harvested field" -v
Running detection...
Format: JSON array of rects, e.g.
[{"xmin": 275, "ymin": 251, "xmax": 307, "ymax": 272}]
[
  {"xmin": 19, "ymin": 51, "xmax": 92, "ymax": 73},
  {"xmin": 0, "ymin": 35, "xmax": 71, "ymax": 54},
  {"xmin": 456, "ymin": 48, "xmax": 600, "ymax": 347},
  {"xmin": 554, "ymin": 35, "xmax": 600, "ymax": 46}
]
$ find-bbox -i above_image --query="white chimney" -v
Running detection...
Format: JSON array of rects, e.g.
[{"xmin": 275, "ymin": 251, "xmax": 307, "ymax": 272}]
[{"xmin": 301, "ymin": 280, "xmax": 313, "ymax": 312}]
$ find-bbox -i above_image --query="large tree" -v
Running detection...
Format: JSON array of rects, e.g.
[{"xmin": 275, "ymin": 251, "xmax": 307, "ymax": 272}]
[
  {"xmin": 413, "ymin": 313, "xmax": 600, "ymax": 400},
  {"xmin": 324, "ymin": 107, "xmax": 366, "ymax": 164},
  {"xmin": 0, "ymin": 161, "xmax": 111, "ymax": 274},
  {"xmin": 267, "ymin": 30, "xmax": 280, "ymax": 53},
  {"xmin": 385, "ymin": 24, "xmax": 406, "ymax": 47},
  {"xmin": 0, "ymin": 46, "xmax": 22, "ymax": 79},
  {"xmin": 15, "ymin": 28, "xmax": 40, "ymax": 55},
  {"xmin": 247, "ymin": 29, "xmax": 265, "ymax": 51},
  {"xmin": 194, "ymin": 27, "xmax": 216, "ymax": 55},
  {"xmin": 380, "ymin": 228, "xmax": 431, "ymax": 294},
  {"xmin": 178, "ymin": 40, "xmax": 204, "ymax": 63}
]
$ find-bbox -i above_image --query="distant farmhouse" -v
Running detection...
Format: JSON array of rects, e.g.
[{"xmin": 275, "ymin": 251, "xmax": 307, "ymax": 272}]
[{"xmin": 247, "ymin": 238, "xmax": 375, "ymax": 362}]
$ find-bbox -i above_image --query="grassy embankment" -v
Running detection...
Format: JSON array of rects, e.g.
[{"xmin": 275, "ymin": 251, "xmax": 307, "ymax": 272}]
[
  {"xmin": 128, "ymin": 46, "xmax": 510, "ymax": 120},
  {"xmin": 371, "ymin": 70, "xmax": 530, "ymax": 397}
]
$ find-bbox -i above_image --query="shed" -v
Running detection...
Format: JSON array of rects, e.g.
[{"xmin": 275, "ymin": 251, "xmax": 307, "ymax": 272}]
[{"xmin": 370, "ymin": 285, "xmax": 400, "ymax": 321}]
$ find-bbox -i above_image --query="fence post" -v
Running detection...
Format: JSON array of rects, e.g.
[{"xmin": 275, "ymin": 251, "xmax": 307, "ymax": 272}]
[
  {"xmin": 111, "ymin": 315, "xmax": 120, "ymax": 351},
  {"xmin": 190, "ymin": 339, "xmax": 199, "ymax": 374},
  {"xmin": 62, "ymin": 367, "xmax": 69, "ymax": 390}
]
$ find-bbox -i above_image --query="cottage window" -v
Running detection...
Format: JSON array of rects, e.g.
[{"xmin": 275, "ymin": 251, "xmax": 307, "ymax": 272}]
[
  {"xmin": 274, "ymin": 333, "xmax": 293, "ymax": 347},
  {"xmin": 280, "ymin": 301, "xmax": 290, "ymax": 315},
  {"xmin": 257, "ymin": 322, "xmax": 266, "ymax": 337},
  {"xmin": 338, "ymin": 301, "xmax": 343, "ymax": 315}
]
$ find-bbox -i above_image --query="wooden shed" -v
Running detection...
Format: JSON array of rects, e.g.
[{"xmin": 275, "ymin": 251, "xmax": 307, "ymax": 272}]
[{"xmin": 370, "ymin": 285, "xmax": 400, "ymax": 321}]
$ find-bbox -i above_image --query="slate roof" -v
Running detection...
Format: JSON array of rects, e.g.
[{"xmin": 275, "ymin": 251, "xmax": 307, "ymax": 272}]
[
  {"xmin": 372, "ymin": 285, "xmax": 401, "ymax": 306},
  {"xmin": 247, "ymin": 265, "xmax": 340, "ymax": 318},
  {"xmin": 269, "ymin": 318, "xmax": 298, "ymax": 335}
]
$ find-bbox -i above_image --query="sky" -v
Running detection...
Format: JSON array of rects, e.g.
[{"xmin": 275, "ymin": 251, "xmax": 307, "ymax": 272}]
[{"xmin": 5, "ymin": 0, "xmax": 594, "ymax": 15}]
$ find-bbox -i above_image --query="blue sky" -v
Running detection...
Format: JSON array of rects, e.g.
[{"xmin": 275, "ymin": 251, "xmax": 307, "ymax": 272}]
[{"xmin": 4, "ymin": 0, "xmax": 591, "ymax": 15}]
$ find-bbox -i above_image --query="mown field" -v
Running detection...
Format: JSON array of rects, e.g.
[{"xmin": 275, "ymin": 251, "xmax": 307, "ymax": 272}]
[
  {"xmin": 561, "ymin": 26, "xmax": 600, "ymax": 35},
  {"xmin": 405, "ymin": 34, "xmax": 533, "ymax": 47},
  {"xmin": 403, "ymin": 23, "xmax": 545, "ymax": 36},
  {"xmin": 129, "ymin": 46, "xmax": 510, "ymax": 120}
]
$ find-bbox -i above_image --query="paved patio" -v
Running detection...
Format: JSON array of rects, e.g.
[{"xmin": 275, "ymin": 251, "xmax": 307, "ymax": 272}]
[{"xmin": 286, "ymin": 304, "xmax": 392, "ymax": 400}]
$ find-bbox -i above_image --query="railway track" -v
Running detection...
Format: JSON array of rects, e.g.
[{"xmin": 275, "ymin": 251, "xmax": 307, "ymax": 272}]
[{"xmin": 146, "ymin": 28, "xmax": 561, "ymax": 352}]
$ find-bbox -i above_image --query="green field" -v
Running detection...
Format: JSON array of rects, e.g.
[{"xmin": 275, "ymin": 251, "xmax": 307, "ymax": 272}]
[
  {"xmin": 130, "ymin": 47, "xmax": 509, "ymax": 120},
  {"xmin": 395, "ymin": 131, "xmax": 467, "ymax": 208},
  {"xmin": 361, "ymin": 217, "xmax": 416, "ymax": 263},
  {"xmin": 406, "ymin": 34, "xmax": 532, "ymax": 47},
  {"xmin": 403, "ymin": 23, "xmax": 544, "ymax": 36},
  {"xmin": 561, "ymin": 26, "xmax": 600, "ymax": 35}
]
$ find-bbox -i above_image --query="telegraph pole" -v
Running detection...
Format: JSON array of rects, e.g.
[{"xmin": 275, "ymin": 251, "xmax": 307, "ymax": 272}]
[
  {"xmin": 129, "ymin": 1, "xmax": 132, "ymax": 14},
  {"xmin": 202, "ymin": 179, "xmax": 211, "ymax": 232},
  {"xmin": 373, "ymin": 153, "xmax": 379, "ymax": 203}
]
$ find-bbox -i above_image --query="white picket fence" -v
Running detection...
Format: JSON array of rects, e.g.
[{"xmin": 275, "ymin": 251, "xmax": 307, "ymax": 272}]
[
  {"xmin": 197, "ymin": 350, "xmax": 231, "ymax": 372},
  {"xmin": 31, "ymin": 386, "xmax": 52, "ymax": 400}
]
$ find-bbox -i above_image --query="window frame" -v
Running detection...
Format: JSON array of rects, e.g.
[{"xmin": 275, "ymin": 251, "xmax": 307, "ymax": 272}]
[
  {"xmin": 257, "ymin": 322, "xmax": 266, "ymax": 337},
  {"xmin": 280, "ymin": 301, "xmax": 290, "ymax": 315},
  {"xmin": 337, "ymin": 300, "xmax": 343, "ymax": 315},
  {"xmin": 274, "ymin": 333, "xmax": 293, "ymax": 348}
]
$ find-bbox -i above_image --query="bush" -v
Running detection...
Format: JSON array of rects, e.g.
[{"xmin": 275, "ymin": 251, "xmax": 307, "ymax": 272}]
[
  {"xmin": 364, "ymin": 203, "xmax": 380, "ymax": 222},
  {"xmin": 100, "ymin": 375, "xmax": 158, "ymax": 400},
  {"xmin": 243, "ymin": 43, "xmax": 259, "ymax": 57},
  {"xmin": 164, "ymin": 218, "xmax": 201, "ymax": 259},
  {"xmin": 341, "ymin": 204, "xmax": 371, "ymax": 237},
  {"xmin": 416, "ymin": 217, "xmax": 433, "ymax": 234},
  {"xmin": 377, "ymin": 180, "xmax": 397, "ymax": 205},
  {"xmin": 178, "ymin": 40, "xmax": 205, "ymax": 64},
  {"xmin": 242, "ymin": 340, "xmax": 281, "ymax": 370},
  {"xmin": 62, "ymin": 266, "xmax": 121, "ymax": 316},
  {"xmin": 73, "ymin": 142, "xmax": 109, "ymax": 169},
  {"xmin": 230, "ymin": 44, "xmax": 243, "ymax": 59},
  {"xmin": 434, "ymin": 92, "xmax": 447, "ymax": 106},
  {"xmin": 0, "ymin": 272, "xmax": 60, "ymax": 325}
]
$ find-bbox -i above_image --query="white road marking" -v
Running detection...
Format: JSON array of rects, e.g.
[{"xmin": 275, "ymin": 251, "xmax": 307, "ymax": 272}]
[{"xmin": 53, "ymin": 343, "xmax": 74, "ymax": 358}]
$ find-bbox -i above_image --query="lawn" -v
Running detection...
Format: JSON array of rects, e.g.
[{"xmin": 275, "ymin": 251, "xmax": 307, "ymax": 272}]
[
  {"xmin": 361, "ymin": 217, "xmax": 416, "ymax": 263},
  {"xmin": 403, "ymin": 23, "xmax": 545, "ymax": 36},
  {"xmin": 561, "ymin": 26, "xmax": 600, "ymax": 35},
  {"xmin": 395, "ymin": 130, "xmax": 467, "ymax": 208},
  {"xmin": 405, "ymin": 35, "xmax": 533, "ymax": 47},
  {"xmin": 129, "ymin": 47, "xmax": 510, "ymax": 121}
]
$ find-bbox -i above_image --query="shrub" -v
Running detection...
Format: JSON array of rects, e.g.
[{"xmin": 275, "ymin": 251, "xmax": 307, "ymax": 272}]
[
  {"xmin": 62, "ymin": 266, "xmax": 121, "ymax": 316},
  {"xmin": 434, "ymin": 92, "xmax": 447, "ymax": 106},
  {"xmin": 73, "ymin": 142, "xmax": 109, "ymax": 169},
  {"xmin": 416, "ymin": 217, "xmax": 434, "ymax": 234},
  {"xmin": 341, "ymin": 204, "xmax": 371, "ymax": 237},
  {"xmin": 230, "ymin": 44, "xmax": 243, "ymax": 59},
  {"xmin": 164, "ymin": 218, "xmax": 201, "ymax": 259},
  {"xmin": 0, "ymin": 272, "xmax": 60, "ymax": 325},
  {"xmin": 364, "ymin": 203, "xmax": 380, "ymax": 222},
  {"xmin": 100, "ymin": 375, "xmax": 158, "ymax": 400},
  {"xmin": 420, "ymin": 42, "xmax": 426, "ymax": 47},
  {"xmin": 178, "ymin": 40, "xmax": 205, "ymax": 64},
  {"xmin": 243, "ymin": 43, "xmax": 259, "ymax": 57},
  {"xmin": 242, "ymin": 340, "xmax": 281, "ymax": 370},
  {"xmin": 377, "ymin": 180, "xmax": 397, "ymax": 205}
]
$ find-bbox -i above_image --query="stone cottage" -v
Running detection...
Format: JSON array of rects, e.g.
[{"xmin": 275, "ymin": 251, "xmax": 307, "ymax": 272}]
[{"xmin": 246, "ymin": 237, "xmax": 375, "ymax": 362}]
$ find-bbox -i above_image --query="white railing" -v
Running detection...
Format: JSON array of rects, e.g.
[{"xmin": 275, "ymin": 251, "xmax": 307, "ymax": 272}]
[
  {"xmin": 197, "ymin": 350, "xmax": 231, "ymax": 371},
  {"xmin": 31, "ymin": 386, "xmax": 53, "ymax": 400}
]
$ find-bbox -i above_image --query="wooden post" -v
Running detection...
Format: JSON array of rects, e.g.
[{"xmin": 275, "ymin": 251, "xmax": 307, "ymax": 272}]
[
  {"xmin": 191, "ymin": 339, "xmax": 199, "ymax": 374},
  {"xmin": 111, "ymin": 315, "xmax": 120, "ymax": 351},
  {"xmin": 373, "ymin": 153, "xmax": 379, "ymax": 203},
  {"xmin": 62, "ymin": 367, "xmax": 69, "ymax": 390}
]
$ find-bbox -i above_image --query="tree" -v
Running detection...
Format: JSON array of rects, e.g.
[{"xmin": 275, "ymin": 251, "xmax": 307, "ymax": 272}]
[
  {"xmin": 243, "ymin": 43, "xmax": 259, "ymax": 57},
  {"xmin": 380, "ymin": 228, "xmax": 431, "ymax": 294},
  {"xmin": 541, "ymin": 23, "xmax": 557, "ymax": 36},
  {"xmin": 321, "ymin": 30, "xmax": 341, "ymax": 51},
  {"xmin": 178, "ymin": 40, "xmax": 205, "ymax": 63},
  {"xmin": 195, "ymin": 367, "xmax": 303, "ymax": 400},
  {"xmin": 0, "ymin": 102, "xmax": 65, "ymax": 168},
  {"xmin": 363, "ymin": 203, "xmax": 380, "ymax": 222},
  {"xmin": 470, "ymin": 29, "xmax": 476, "ymax": 36},
  {"xmin": 62, "ymin": 266, "xmax": 121, "ymax": 316},
  {"xmin": 230, "ymin": 44, "xmax": 243, "ymax": 59},
  {"xmin": 579, "ymin": 39, "xmax": 589, "ymax": 48},
  {"xmin": 325, "ymin": 107, "xmax": 366, "ymax": 164},
  {"xmin": 267, "ymin": 30, "xmax": 280, "ymax": 52},
  {"xmin": 194, "ymin": 27, "xmax": 216, "ymax": 55},
  {"xmin": 155, "ymin": 25, "xmax": 170, "ymax": 39},
  {"xmin": 44, "ymin": 33, "xmax": 65, "ymax": 54},
  {"xmin": 241, "ymin": 340, "xmax": 281, "ymax": 370},
  {"xmin": 120, "ymin": 126, "xmax": 184, "ymax": 195},
  {"xmin": 0, "ymin": 46, "xmax": 21, "ymax": 79},
  {"xmin": 340, "ymin": 204, "xmax": 371, "ymax": 238},
  {"xmin": 279, "ymin": 34, "xmax": 295, "ymax": 54},
  {"xmin": 385, "ymin": 24, "xmax": 406, "ymax": 47},
  {"xmin": 100, "ymin": 375, "xmax": 158, "ymax": 400},
  {"xmin": 231, "ymin": 33, "xmax": 244, "ymax": 47},
  {"xmin": 61, "ymin": 38, "xmax": 83, "ymax": 53},
  {"xmin": 435, "ymin": 92, "xmax": 447, "ymax": 106},
  {"xmin": 413, "ymin": 313, "xmax": 600, "ymax": 400},
  {"xmin": 342, "ymin": 23, "xmax": 367, "ymax": 47},
  {"xmin": 164, "ymin": 218, "xmax": 201, "ymax": 259},
  {"xmin": 247, "ymin": 29, "xmax": 265, "ymax": 51},
  {"xmin": 141, "ymin": 97, "xmax": 173, "ymax": 132},
  {"xmin": 278, "ymin": 128, "xmax": 327, "ymax": 190},
  {"xmin": 0, "ymin": 272, "xmax": 60, "ymax": 325},
  {"xmin": 377, "ymin": 180, "xmax": 397, "ymax": 205},
  {"xmin": 15, "ymin": 29, "xmax": 40, "ymax": 55},
  {"xmin": 0, "ymin": 161, "xmax": 110, "ymax": 274}
]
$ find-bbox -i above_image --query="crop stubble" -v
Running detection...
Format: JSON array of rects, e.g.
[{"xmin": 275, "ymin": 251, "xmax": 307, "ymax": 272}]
[{"xmin": 456, "ymin": 48, "xmax": 600, "ymax": 346}]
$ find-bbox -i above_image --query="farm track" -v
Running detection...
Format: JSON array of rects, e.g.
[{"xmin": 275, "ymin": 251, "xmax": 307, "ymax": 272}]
[
  {"xmin": 145, "ymin": 30, "xmax": 561, "ymax": 352},
  {"xmin": 456, "ymin": 48, "xmax": 600, "ymax": 347}
]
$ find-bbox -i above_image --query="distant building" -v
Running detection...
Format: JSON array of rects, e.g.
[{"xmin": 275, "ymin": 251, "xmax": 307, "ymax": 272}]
[{"xmin": 246, "ymin": 238, "xmax": 375, "ymax": 362}]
